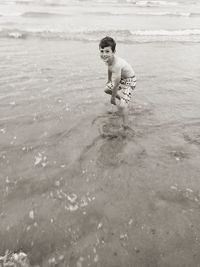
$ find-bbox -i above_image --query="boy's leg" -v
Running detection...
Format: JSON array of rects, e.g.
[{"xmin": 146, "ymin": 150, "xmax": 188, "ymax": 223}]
[
  {"xmin": 118, "ymin": 104, "xmax": 129, "ymax": 129},
  {"xmin": 117, "ymin": 80, "xmax": 136, "ymax": 129},
  {"xmin": 104, "ymin": 88, "xmax": 121, "ymax": 100},
  {"xmin": 121, "ymin": 106, "xmax": 129, "ymax": 129}
]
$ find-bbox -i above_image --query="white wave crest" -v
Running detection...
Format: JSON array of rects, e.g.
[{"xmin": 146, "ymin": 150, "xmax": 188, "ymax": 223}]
[
  {"xmin": 110, "ymin": 11, "xmax": 191, "ymax": 16},
  {"xmin": 134, "ymin": 0, "xmax": 178, "ymax": 7},
  {"xmin": 131, "ymin": 29, "xmax": 200, "ymax": 36},
  {"xmin": 1, "ymin": 28, "xmax": 200, "ymax": 43},
  {"xmin": 8, "ymin": 31, "xmax": 24, "ymax": 38}
]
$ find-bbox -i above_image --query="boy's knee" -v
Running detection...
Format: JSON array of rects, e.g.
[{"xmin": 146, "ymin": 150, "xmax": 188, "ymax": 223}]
[
  {"xmin": 118, "ymin": 99, "xmax": 128, "ymax": 109},
  {"xmin": 104, "ymin": 88, "xmax": 112, "ymax": 94}
]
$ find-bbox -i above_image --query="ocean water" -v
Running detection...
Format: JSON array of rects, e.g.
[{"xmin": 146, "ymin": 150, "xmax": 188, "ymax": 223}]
[
  {"xmin": 1, "ymin": 0, "xmax": 200, "ymax": 42},
  {"xmin": 0, "ymin": 0, "xmax": 200, "ymax": 191},
  {"xmin": 1, "ymin": 1, "xmax": 200, "ymax": 265}
]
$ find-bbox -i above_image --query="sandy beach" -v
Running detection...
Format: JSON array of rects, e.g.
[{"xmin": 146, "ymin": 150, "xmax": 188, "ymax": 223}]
[{"xmin": 0, "ymin": 38, "xmax": 200, "ymax": 266}]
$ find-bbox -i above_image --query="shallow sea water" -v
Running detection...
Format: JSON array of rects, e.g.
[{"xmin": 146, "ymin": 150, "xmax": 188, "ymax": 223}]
[{"xmin": 1, "ymin": 0, "xmax": 200, "ymax": 266}]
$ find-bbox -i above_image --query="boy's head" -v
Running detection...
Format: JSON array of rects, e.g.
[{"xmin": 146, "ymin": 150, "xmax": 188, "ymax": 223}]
[
  {"xmin": 99, "ymin": 36, "xmax": 116, "ymax": 64},
  {"xmin": 99, "ymin": 36, "xmax": 116, "ymax": 52}
]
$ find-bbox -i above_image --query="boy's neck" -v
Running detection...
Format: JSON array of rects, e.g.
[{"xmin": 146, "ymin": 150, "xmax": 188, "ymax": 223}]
[{"xmin": 107, "ymin": 55, "xmax": 115, "ymax": 66}]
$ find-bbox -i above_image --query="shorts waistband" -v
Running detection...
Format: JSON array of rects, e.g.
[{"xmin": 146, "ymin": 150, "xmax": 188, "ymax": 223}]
[
  {"xmin": 120, "ymin": 76, "xmax": 136, "ymax": 82},
  {"xmin": 121, "ymin": 75, "xmax": 135, "ymax": 79}
]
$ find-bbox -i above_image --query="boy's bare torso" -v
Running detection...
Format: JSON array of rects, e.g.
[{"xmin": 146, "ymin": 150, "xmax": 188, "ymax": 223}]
[{"xmin": 108, "ymin": 56, "xmax": 135, "ymax": 80}]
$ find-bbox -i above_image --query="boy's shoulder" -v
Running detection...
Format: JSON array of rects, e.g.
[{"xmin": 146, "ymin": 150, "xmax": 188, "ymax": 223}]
[{"xmin": 115, "ymin": 56, "xmax": 128, "ymax": 67}]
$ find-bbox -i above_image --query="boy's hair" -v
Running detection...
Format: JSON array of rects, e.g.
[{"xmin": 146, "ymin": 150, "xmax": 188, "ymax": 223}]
[{"xmin": 99, "ymin": 36, "xmax": 116, "ymax": 52}]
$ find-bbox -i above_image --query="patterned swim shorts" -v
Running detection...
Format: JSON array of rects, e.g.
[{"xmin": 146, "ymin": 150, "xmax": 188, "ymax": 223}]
[{"xmin": 118, "ymin": 76, "xmax": 136, "ymax": 105}]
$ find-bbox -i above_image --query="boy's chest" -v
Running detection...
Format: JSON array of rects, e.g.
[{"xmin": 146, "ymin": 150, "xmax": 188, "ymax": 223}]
[{"xmin": 108, "ymin": 63, "xmax": 121, "ymax": 74}]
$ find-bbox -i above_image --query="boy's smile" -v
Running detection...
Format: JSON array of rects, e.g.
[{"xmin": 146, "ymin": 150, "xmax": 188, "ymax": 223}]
[{"xmin": 99, "ymin": 46, "xmax": 115, "ymax": 65}]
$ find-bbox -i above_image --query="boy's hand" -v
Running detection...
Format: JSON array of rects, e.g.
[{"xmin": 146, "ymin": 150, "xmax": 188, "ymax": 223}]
[
  {"xmin": 111, "ymin": 96, "xmax": 116, "ymax": 105},
  {"xmin": 106, "ymin": 82, "xmax": 113, "ymax": 90}
]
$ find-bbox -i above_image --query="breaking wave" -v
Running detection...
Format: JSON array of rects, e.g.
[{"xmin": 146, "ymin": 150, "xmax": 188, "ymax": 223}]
[
  {"xmin": 1, "ymin": 10, "xmax": 200, "ymax": 18},
  {"xmin": 1, "ymin": 28, "xmax": 200, "ymax": 43},
  {"xmin": 12, "ymin": 0, "xmax": 181, "ymax": 7},
  {"xmin": 134, "ymin": 0, "xmax": 179, "ymax": 7},
  {"xmin": 84, "ymin": 11, "xmax": 200, "ymax": 17},
  {"xmin": 21, "ymin": 11, "xmax": 70, "ymax": 17}
]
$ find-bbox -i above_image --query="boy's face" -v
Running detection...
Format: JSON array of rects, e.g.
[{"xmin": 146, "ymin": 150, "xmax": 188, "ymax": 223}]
[{"xmin": 99, "ymin": 46, "xmax": 115, "ymax": 64}]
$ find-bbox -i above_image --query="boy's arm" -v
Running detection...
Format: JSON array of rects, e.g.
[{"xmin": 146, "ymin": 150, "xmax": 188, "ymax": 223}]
[
  {"xmin": 111, "ymin": 71, "xmax": 121, "ymax": 105},
  {"xmin": 107, "ymin": 69, "xmax": 112, "ymax": 83}
]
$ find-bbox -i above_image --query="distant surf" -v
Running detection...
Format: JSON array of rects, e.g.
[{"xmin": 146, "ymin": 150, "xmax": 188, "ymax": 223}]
[
  {"xmin": 21, "ymin": 11, "xmax": 70, "ymax": 17},
  {"xmin": 1, "ymin": 28, "xmax": 200, "ymax": 43},
  {"xmin": 83, "ymin": 11, "xmax": 200, "ymax": 17},
  {"xmin": 1, "ymin": 9, "xmax": 200, "ymax": 19},
  {"xmin": 134, "ymin": 0, "xmax": 179, "ymax": 7},
  {"xmin": 11, "ymin": 0, "xmax": 182, "ymax": 7},
  {"xmin": 2, "ymin": 11, "xmax": 198, "ymax": 18}
]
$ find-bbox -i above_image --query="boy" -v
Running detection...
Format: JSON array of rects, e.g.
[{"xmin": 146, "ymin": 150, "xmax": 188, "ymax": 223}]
[{"xmin": 99, "ymin": 36, "xmax": 136, "ymax": 130}]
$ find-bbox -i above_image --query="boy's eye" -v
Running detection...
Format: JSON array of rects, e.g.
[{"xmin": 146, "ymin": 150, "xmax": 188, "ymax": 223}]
[{"xmin": 100, "ymin": 49, "xmax": 111, "ymax": 53}]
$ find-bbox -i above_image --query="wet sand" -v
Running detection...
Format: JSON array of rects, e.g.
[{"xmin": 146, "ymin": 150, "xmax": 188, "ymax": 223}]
[{"xmin": 0, "ymin": 40, "xmax": 200, "ymax": 267}]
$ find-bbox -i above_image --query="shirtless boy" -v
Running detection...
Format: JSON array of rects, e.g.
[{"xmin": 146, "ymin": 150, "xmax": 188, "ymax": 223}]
[{"xmin": 99, "ymin": 36, "xmax": 136, "ymax": 129}]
